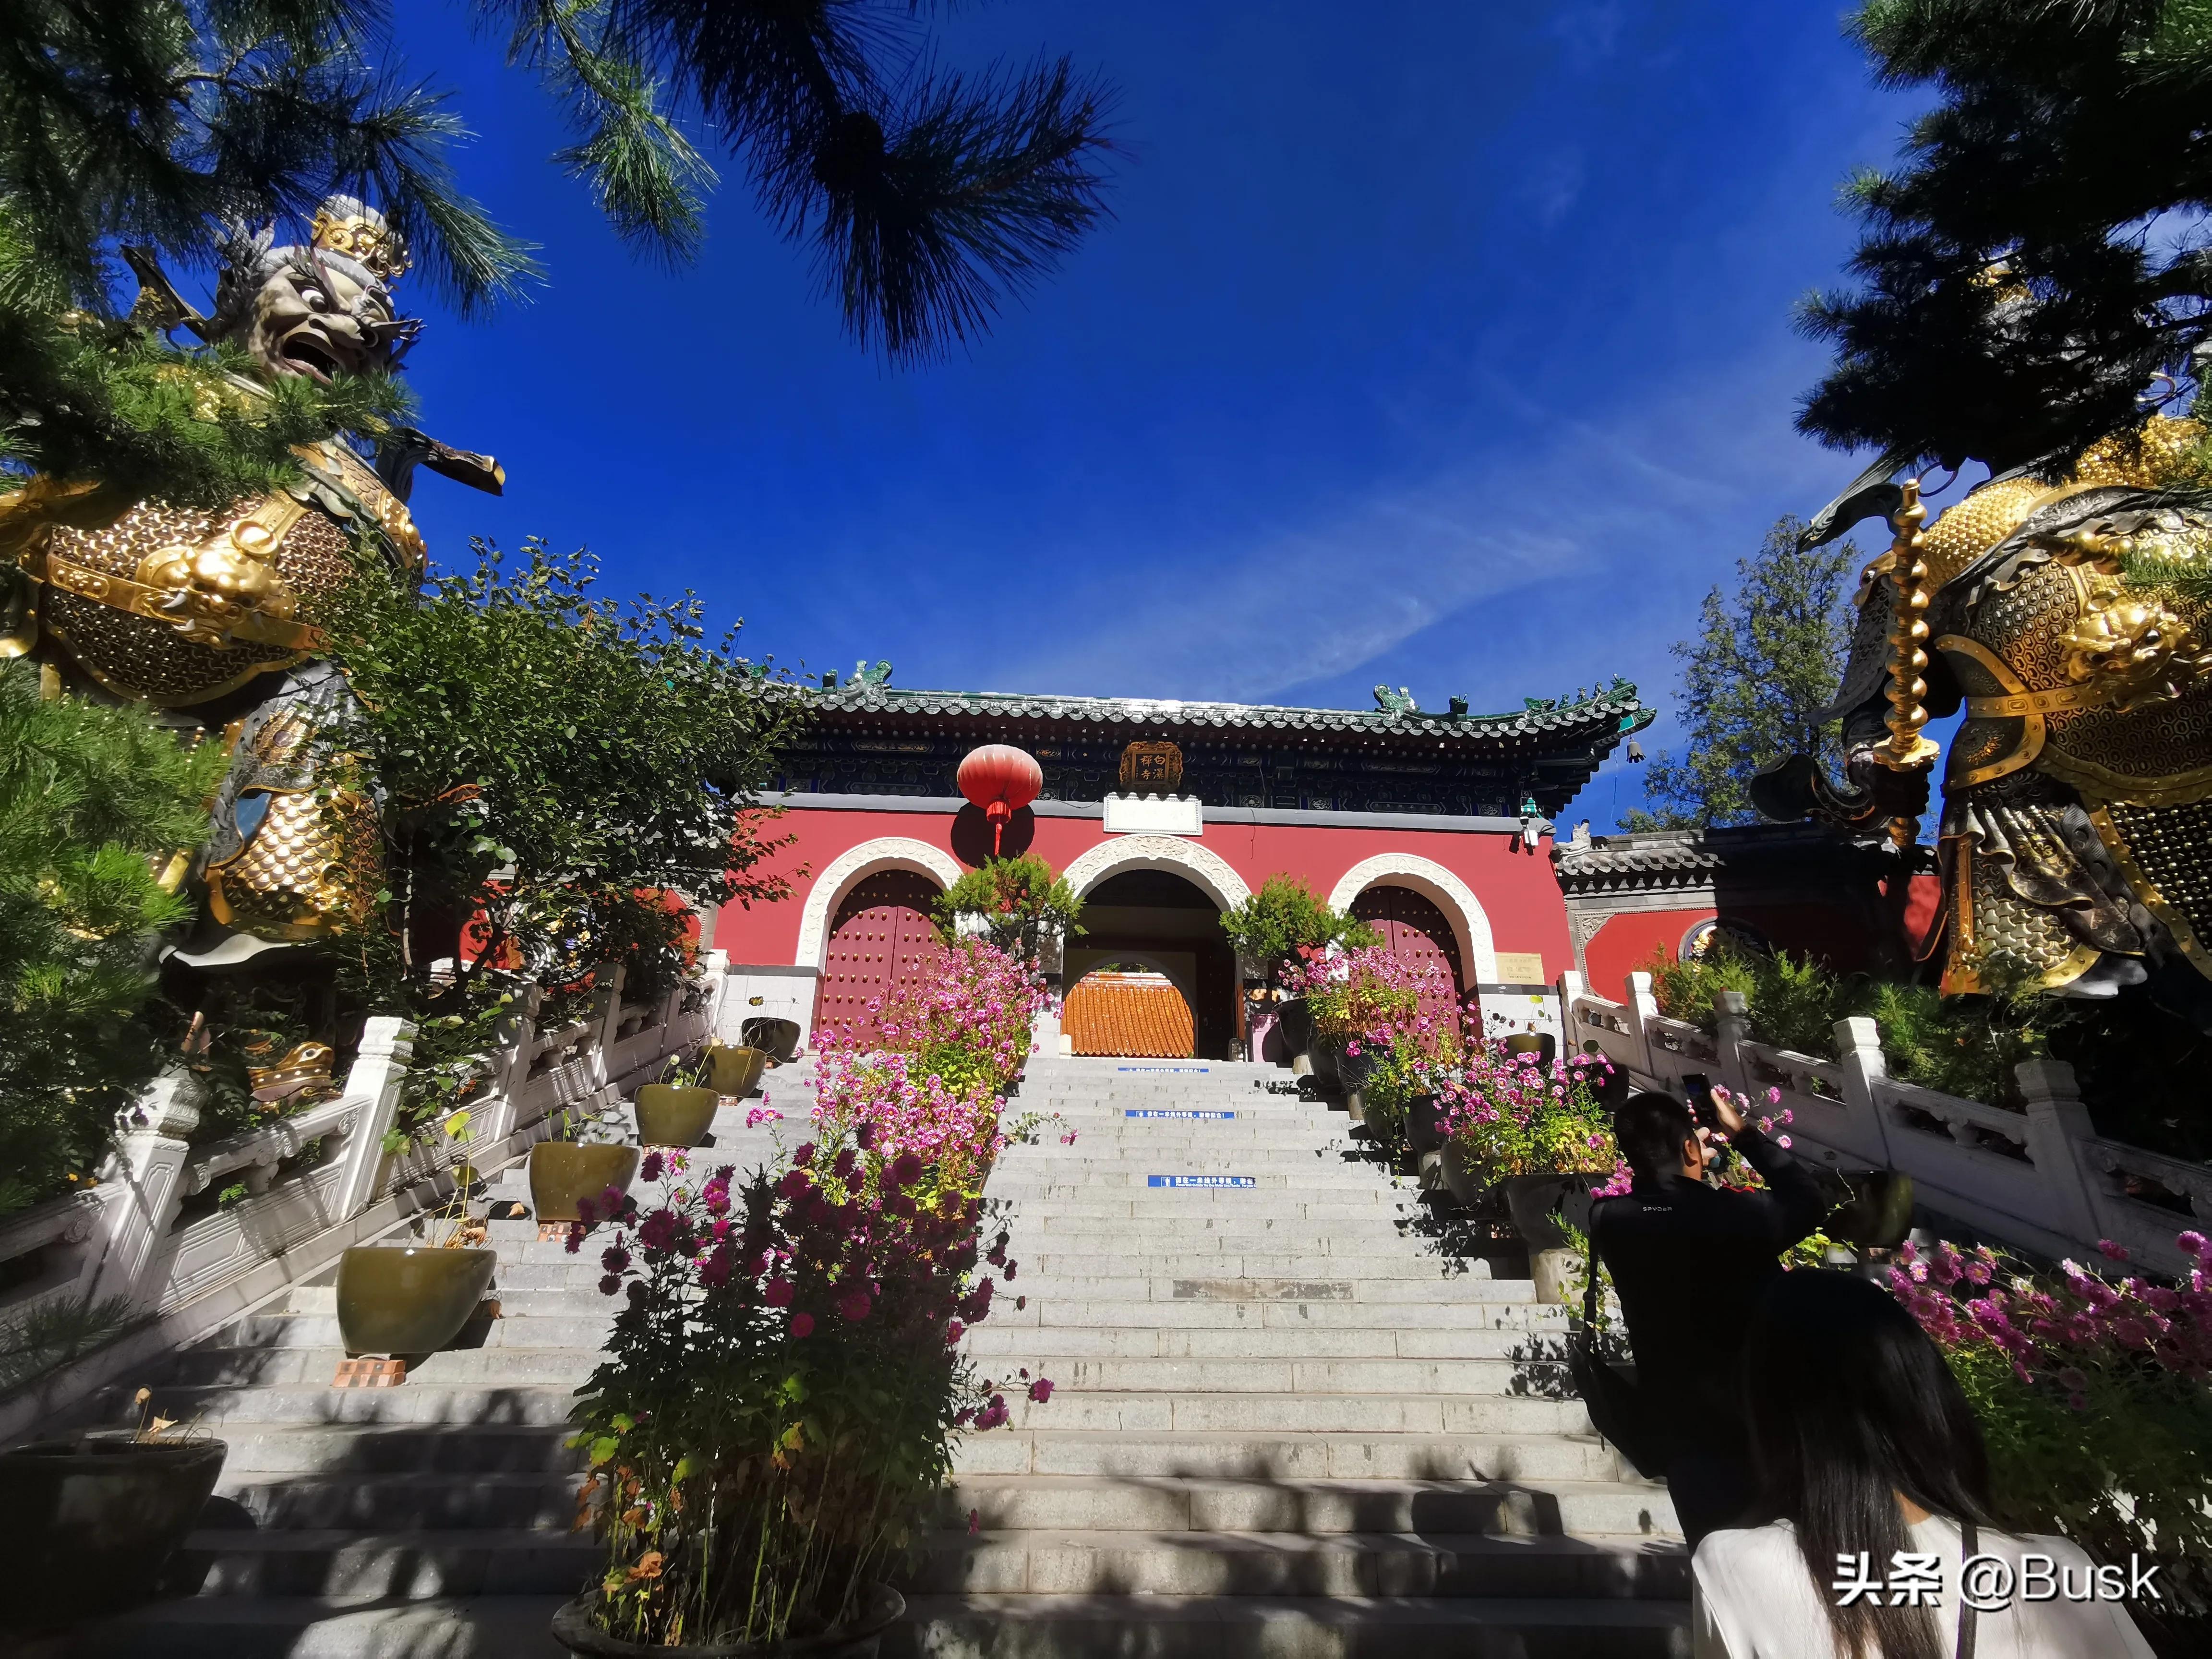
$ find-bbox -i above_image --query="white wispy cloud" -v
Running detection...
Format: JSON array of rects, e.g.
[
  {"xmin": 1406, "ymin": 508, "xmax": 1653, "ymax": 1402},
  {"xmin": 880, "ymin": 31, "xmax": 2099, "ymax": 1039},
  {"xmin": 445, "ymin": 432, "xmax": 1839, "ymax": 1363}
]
[{"xmin": 989, "ymin": 333, "xmax": 1862, "ymax": 721}]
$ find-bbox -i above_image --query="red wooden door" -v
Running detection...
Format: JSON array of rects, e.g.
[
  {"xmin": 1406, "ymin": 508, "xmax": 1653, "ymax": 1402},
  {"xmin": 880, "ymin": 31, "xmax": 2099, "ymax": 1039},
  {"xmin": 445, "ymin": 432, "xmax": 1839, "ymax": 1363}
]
[
  {"xmin": 814, "ymin": 871, "xmax": 941, "ymax": 1048},
  {"xmin": 1351, "ymin": 885, "xmax": 1466, "ymax": 1035}
]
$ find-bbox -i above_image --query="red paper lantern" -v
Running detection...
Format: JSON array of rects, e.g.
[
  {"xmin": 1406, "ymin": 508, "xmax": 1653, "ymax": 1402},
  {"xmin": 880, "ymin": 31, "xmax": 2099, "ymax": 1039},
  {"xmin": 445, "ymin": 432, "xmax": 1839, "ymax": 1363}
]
[{"xmin": 957, "ymin": 744, "xmax": 1043, "ymax": 856}]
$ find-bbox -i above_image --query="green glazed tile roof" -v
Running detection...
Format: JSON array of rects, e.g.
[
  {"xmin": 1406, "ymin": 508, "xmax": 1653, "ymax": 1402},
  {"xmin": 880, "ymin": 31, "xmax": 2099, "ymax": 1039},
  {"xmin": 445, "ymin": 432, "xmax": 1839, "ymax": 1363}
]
[{"xmin": 807, "ymin": 680, "xmax": 1656, "ymax": 748}]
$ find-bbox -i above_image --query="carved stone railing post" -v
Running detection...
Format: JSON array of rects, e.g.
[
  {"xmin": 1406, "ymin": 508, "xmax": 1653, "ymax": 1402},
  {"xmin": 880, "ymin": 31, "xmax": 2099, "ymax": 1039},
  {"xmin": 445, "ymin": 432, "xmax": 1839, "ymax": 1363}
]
[
  {"xmin": 1556, "ymin": 970, "xmax": 1586, "ymax": 1053},
  {"xmin": 479, "ymin": 984, "xmax": 542, "ymax": 1146},
  {"xmin": 87, "ymin": 1069, "xmax": 205, "ymax": 1308},
  {"xmin": 1712, "ymin": 989, "xmax": 1755, "ymax": 1100},
  {"xmin": 329, "ymin": 1017, "xmax": 418, "ymax": 1217},
  {"xmin": 582, "ymin": 962, "xmax": 629, "ymax": 1108},
  {"xmin": 1624, "ymin": 972, "xmax": 1660, "ymax": 1078},
  {"xmin": 2015, "ymin": 1058, "xmax": 2108, "ymax": 1248},
  {"xmin": 1830, "ymin": 1015, "xmax": 1898, "ymax": 1166}
]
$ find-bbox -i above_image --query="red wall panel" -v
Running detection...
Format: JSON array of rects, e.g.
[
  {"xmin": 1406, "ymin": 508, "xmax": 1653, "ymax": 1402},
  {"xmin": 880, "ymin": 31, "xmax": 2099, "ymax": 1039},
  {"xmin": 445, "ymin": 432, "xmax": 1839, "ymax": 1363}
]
[{"xmin": 713, "ymin": 807, "xmax": 1574, "ymax": 981}]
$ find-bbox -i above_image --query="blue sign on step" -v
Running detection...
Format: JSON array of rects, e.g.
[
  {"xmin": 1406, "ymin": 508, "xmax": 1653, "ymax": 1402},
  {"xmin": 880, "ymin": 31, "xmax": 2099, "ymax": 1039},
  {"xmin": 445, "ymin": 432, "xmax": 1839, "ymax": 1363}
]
[
  {"xmin": 1147, "ymin": 1175, "xmax": 1256, "ymax": 1188},
  {"xmin": 1118, "ymin": 1065, "xmax": 1210, "ymax": 1072},
  {"xmin": 1127, "ymin": 1109, "xmax": 1236, "ymax": 1119}
]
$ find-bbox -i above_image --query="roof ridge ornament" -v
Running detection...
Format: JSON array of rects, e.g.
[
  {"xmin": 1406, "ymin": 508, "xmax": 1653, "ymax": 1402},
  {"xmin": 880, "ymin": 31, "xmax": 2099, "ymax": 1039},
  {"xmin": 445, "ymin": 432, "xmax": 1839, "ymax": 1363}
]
[{"xmin": 1372, "ymin": 685, "xmax": 1419, "ymax": 713}]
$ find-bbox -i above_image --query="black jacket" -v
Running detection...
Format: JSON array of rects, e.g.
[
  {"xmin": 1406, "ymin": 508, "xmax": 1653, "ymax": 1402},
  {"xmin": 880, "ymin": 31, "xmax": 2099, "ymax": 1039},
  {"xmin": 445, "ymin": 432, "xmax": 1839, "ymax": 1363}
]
[{"xmin": 1588, "ymin": 1128, "xmax": 1829, "ymax": 1453}]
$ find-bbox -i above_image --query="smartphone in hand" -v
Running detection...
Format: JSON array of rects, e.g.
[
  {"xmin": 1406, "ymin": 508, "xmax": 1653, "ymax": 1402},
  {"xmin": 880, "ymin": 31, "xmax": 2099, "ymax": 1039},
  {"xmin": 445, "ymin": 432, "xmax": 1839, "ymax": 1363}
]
[{"xmin": 1679, "ymin": 1072, "xmax": 1719, "ymax": 1129}]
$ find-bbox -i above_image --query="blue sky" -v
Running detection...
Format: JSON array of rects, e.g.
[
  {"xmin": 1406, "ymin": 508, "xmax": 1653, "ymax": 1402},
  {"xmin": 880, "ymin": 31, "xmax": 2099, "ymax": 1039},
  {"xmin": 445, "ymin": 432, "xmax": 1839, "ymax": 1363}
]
[{"xmin": 377, "ymin": 1, "xmax": 1919, "ymax": 831}]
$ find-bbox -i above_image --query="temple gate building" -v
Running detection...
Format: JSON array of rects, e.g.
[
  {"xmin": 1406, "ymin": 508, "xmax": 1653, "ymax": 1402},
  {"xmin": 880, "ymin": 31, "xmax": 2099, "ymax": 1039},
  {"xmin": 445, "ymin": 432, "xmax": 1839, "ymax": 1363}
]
[{"xmin": 709, "ymin": 676, "xmax": 1657, "ymax": 1059}]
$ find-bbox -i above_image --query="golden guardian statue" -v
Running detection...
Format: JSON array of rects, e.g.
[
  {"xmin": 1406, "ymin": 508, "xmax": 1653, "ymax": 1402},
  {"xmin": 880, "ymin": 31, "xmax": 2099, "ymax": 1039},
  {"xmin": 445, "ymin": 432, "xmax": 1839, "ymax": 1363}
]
[
  {"xmin": 1756, "ymin": 417, "xmax": 2212, "ymax": 1020},
  {"xmin": 0, "ymin": 197, "xmax": 500, "ymax": 975}
]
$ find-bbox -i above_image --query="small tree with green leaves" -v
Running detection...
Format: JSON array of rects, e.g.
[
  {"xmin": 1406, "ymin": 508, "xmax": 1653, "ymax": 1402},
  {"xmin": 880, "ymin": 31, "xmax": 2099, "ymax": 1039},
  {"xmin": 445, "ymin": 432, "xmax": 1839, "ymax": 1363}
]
[
  {"xmin": 1218, "ymin": 875, "xmax": 1374, "ymax": 984},
  {"xmin": 320, "ymin": 538, "xmax": 802, "ymax": 1139},
  {"xmin": 1636, "ymin": 516, "xmax": 1860, "ymax": 828},
  {"xmin": 934, "ymin": 855, "xmax": 1083, "ymax": 967},
  {"xmin": 0, "ymin": 659, "xmax": 225, "ymax": 1214}
]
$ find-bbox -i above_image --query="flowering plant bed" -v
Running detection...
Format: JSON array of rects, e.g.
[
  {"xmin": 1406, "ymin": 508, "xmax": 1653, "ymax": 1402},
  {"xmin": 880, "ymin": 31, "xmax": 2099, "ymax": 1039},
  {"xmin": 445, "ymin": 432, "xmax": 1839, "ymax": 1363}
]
[
  {"xmin": 1888, "ymin": 1230, "xmax": 2212, "ymax": 1636},
  {"xmin": 563, "ymin": 938, "xmax": 1052, "ymax": 1648}
]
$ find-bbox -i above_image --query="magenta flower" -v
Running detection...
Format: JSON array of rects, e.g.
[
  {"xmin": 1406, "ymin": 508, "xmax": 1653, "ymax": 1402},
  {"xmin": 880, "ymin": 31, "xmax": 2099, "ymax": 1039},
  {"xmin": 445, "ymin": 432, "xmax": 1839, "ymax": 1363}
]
[
  {"xmin": 789, "ymin": 1311, "xmax": 814, "ymax": 1338},
  {"xmin": 1027, "ymin": 1377, "xmax": 1054, "ymax": 1403},
  {"xmin": 764, "ymin": 1277, "xmax": 794, "ymax": 1307},
  {"xmin": 838, "ymin": 1289, "xmax": 873, "ymax": 1322}
]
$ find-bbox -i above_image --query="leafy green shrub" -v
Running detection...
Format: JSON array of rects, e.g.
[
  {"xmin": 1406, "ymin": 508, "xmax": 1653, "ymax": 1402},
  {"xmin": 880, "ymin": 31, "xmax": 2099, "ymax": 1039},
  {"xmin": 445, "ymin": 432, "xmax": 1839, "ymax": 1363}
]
[
  {"xmin": 0, "ymin": 659, "xmax": 224, "ymax": 1214},
  {"xmin": 934, "ymin": 855, "xmax": 1083, "ymax": 966},
  {"xmin": 1642, "ymin": 944, "xmax": 1760, "ymax": 1034},
  {"xmin": 1863, "ymin": 978, "xmax": 2046, "ymax": 1106},
  {"xmin": 1743, "ymin": 949, "xmax": 1850, "ymax": 1056},
  {"xmin": 1218, "ymin": 875, "xmax": 1373, "ymax": 981}
]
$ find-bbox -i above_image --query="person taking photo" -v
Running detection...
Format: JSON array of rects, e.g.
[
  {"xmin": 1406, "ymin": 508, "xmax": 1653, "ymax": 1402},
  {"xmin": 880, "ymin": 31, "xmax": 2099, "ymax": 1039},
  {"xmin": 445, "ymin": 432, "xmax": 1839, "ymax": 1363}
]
[{"xmin": 1589, "ymin": 1083, "xmax": 1827, "ymax": 1544}]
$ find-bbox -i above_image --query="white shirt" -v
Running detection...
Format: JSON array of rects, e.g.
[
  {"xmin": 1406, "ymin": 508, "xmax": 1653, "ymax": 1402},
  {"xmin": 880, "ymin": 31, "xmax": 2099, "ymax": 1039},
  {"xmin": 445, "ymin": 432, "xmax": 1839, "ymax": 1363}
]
[{"xmin": 1693, "ymin": 1515, "xmax": 2156, "ymax": 1659}]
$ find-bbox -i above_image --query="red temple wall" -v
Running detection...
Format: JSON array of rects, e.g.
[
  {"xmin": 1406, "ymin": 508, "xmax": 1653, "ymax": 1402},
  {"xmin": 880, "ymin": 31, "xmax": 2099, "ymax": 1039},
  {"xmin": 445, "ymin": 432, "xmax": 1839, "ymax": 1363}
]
[
  {"xmin": 1581, "ymin": 897, "xmax": 1915, "ymax": 1003},
  {"xmin": 712, "ymin": 805, "xmax": 1574, "ymax": 987}
]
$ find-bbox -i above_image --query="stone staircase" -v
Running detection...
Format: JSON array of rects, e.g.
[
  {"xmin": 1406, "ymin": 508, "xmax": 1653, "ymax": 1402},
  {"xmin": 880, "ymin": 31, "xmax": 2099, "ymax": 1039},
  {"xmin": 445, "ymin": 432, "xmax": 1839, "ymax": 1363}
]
[
  {"xmin": 910, "ymin": 1056, "xmax": 1685, "ymax": 1656},
  {"xmin": 51, "ymin": 1055, "xmax": 1686, "ymax": 1657}
]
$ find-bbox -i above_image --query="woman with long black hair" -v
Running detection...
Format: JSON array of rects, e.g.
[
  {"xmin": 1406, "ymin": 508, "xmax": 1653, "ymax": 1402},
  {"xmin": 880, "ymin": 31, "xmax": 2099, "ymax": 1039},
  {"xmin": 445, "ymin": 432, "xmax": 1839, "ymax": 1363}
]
[{"xmin": 1693, "ymin": 1269, "xmax": 2153, "ymax": 1659}]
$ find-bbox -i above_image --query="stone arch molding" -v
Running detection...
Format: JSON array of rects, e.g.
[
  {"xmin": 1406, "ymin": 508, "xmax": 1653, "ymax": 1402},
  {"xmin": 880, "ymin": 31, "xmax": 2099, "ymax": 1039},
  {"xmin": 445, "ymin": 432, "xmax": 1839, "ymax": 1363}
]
[
  {"xmin": 795, "ymin": 837, "xmax": 965, "ymax": 970},
  {"xmin": 1327, "ymin": 854, "xmax": 1499, "ymax": 989},
  {"xmin": 1061, "ymin": 835, "xmax": 1252, "ymax": 913}
]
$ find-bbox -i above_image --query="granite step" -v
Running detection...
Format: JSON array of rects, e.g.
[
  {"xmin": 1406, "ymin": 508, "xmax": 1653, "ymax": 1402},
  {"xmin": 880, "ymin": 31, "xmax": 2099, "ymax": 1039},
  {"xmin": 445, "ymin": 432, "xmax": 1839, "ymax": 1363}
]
[
  {"xmin": 59, "ymin": 1594, "xmax": 572, "ymax": 1659},
  {"xmin": 964, "ymin": 1325, "xmax": 1548, "ymax": 1359},
  {"xmin": 915, "ymin": 1527, "xmax": 1686, "ymax": 1599},
  {"xmin": 988, "ymin": 1298, "xmax": 1556, "ymax": 1330},
  {"xmin": 991, "ymin": 1392, "xmax": 1587, "ymax": 1438},
  {"xmin": 176, "ymin": 1528, "xmax": 596, "ymax": 1599},
  {"xmin": 952, "ymin": 1429, "xmax": 1625, "ymax": 1483},
  {"xmin": 886, "ymin": 1593, "xmax": 1692, "ymax": 1659},
  {"xmin": 942, "ymin": 1475, "xmax": 1677, "ymax": 1538},
  {"xmin": 990, "ymin": 1276, "xmax": 1527, "ymax": 1305},
  {"xmin": 61, "ymin": 1593, "xmax": 1694, "ymax": 1659},
  {"xmin": 215, "ymin": 1469, "xmax": 580, "ymax": 1533}
]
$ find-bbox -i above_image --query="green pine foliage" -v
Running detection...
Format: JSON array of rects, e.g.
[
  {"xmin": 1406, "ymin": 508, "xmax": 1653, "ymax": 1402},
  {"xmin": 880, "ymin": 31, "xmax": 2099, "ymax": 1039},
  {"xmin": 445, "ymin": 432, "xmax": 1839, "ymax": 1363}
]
[
  {"xmin": 1803, "ymin": 1, "xmax": 2212, "ymax": 472},
  {"xmin": 1217, "ymin": 875, "xmax": 1376, "ymax": 982},
  {"xmin": 0, "ymin": 660, "xmax": 225, "ymax": 1215},
  {"xmin": 485, "ymin": 0, "xmax": 1119, "ymax": 361},
  {"xmin": 935, "ymin": 855, "xmax": 1084, "ymax": 966},
  {"xmin": 1640, "ymin": 517, "xmax": 1860, "ymax": 827},
  {"xmin": 0, "ymin": 204, "xmax": 413, "ymax": 507},
  {"xmin": 0, "ymin": 0, "xmax": 533, "ymax": 505}
]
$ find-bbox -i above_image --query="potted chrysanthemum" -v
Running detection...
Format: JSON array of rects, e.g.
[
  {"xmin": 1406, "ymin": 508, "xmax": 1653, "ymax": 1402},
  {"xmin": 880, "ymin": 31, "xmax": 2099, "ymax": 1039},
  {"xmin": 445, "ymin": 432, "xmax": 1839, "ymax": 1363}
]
[{"xmin": 1438, "ymin": 1046, "xmax": 1619, "ymax": 1300}]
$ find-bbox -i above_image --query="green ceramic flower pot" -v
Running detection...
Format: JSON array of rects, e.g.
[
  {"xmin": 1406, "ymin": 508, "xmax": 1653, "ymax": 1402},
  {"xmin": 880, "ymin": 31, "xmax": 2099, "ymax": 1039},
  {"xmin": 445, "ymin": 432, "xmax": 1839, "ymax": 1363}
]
[
  {"xmin": 335, "ymin": 1245, "xmax": 497, "ymax": 1357},
  {"xmin": 705, "ymin": 1044, "xmax": 768, "ymax": 1098},
  {"xmin": 1440, "ymin": 1138, "xmax": 1490, "ymax": 1207},
  {"xmin": 0, "ymin": 1437, "xmax": 227, "ymax": 1632},
  {"xmin": 529, "ymin": 1142, "xmax": 641, "ymax": 1223},
  {"xmin": 552, "ymin": 1582, "xmax": 903, "ymax": 1657},
  {"xmin": 1505, "ymin": 1032, "xmax": 1556, "ymax": 1065},
  {"xmin": 634, "ymin": 1083, "xmax": 719, "ymax": 1147},
  {"xmin": 740, "ymin": 1016, "xmax": 802, "ymax": 1062}
]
